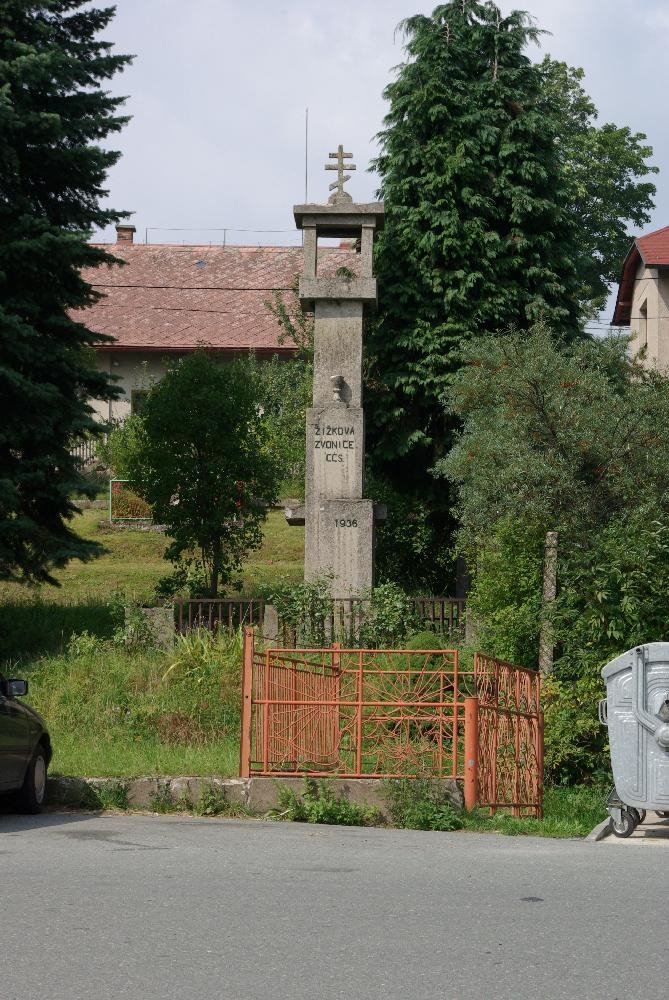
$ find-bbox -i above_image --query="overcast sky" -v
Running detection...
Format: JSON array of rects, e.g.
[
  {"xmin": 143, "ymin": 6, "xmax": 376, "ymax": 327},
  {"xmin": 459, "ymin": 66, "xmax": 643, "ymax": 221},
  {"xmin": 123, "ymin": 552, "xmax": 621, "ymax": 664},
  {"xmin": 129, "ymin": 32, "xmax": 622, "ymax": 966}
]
[{"xmin": 97, "ymin": 0, "xmax": 669, "ymax": 319}]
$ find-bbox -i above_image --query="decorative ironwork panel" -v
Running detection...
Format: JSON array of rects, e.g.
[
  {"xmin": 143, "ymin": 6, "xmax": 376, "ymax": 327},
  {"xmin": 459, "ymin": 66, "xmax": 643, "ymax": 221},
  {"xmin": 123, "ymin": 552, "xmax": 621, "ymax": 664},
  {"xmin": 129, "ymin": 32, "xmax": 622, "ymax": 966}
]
[
  {"xmin": 247, "ymin": 644, "xmax": 466, "ymax": 779},
  {"xmin": 474, "ymin": 653, "xmax": 543, "ymax": 818}
]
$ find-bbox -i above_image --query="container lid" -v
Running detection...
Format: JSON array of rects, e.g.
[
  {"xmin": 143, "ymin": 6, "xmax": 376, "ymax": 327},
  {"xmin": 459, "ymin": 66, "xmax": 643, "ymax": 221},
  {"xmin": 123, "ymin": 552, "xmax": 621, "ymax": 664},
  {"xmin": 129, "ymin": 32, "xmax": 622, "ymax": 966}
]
[{"xmin": 601, "ymin": 642, "xmax": 669, "ymax": 680}]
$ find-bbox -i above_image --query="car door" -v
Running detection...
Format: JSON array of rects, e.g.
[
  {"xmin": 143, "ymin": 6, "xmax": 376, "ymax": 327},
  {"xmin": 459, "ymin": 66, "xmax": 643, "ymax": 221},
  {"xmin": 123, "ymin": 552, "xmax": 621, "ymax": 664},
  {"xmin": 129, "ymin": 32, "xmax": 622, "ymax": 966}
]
[{"xmin": 0, "ymin": 691, "xmax": 32, "ymax": 790}]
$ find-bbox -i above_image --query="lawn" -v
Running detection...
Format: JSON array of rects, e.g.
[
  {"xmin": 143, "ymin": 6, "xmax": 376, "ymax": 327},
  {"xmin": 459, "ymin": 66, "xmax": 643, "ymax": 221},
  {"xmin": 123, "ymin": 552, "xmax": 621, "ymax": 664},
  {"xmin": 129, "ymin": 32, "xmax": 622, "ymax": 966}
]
[
  {"xmin": 0, "ymin": 508, "xmax": 302, "ymax": 775},
  {"xmin": 0, "ymin": 506, "xmax": 304, "ymax": 607},
  {"xmin": 21, "ymin": 629, "xmax": 243, "ymax": 780}
]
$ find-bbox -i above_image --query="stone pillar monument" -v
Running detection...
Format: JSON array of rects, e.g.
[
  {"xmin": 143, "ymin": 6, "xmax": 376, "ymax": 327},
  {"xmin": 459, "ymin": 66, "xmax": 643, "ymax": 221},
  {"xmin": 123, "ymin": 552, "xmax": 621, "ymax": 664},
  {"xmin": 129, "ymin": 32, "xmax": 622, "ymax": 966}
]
[{"xmin": 286, "ymin": 147, "xmax": 384, "ymax": 599}]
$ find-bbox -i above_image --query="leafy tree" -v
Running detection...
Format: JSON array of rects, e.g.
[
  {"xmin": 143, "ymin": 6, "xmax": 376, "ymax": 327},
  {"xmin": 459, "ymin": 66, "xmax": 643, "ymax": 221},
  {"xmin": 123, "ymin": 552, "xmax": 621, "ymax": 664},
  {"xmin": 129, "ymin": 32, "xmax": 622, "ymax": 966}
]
[
  {"xmin": 247, "ymin": 354, "xmax": 312, "ymax": 500},
  {"xmin": 128, "ymin": 351, "xmax": 280, "ymax": 598},
  {"xmin": 538, "ymin": 57, "xmax": 657, "ymax": 316},
  {"xmin": 366, "ymin": 1, "xmax": 582, "ymax": 588},
  {"xmin": 368, "ymin": 1, "xmax": 581, "ymax": 468},
  {"xmin": 439, "ymin": 326, "xmax": 669, "ymax": 779},
  {"xmin": 439, "ymin": 326, "xmax": 669, "ymax": 547},
  {"xmin": 367, "ymin": 471, "xmax": 453, "ymax": 592},
  {"xmin": 366, "ymin": 3, "xmax": 656, "ymax": 590},
  {"xmin": 264, "ymin": 276, "xmax": 314, "ymax": 359},
  {"xmin": 0, "ymin": 1, "xmax": 130, "ymax": 584}
]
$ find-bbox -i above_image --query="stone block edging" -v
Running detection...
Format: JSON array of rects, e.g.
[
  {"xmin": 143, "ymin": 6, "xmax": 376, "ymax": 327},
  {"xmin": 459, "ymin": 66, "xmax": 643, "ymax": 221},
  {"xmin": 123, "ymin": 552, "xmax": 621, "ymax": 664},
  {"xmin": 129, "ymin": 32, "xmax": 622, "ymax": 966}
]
[{"xmin": 47, "ymin": 774, "xmax": 463, "ymax": 817}]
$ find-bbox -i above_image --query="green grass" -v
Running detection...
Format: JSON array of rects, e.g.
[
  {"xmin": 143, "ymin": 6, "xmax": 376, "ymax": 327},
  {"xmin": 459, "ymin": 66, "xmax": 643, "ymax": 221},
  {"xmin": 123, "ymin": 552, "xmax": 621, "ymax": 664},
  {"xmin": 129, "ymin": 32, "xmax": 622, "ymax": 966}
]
[
  {"xmin": 462, "ymin": 785, "xmax": 607, "ymax": 838},
  {"xmin": 0, "ymin": 507, "xmax": 304, "ymax": 607},
  {"xmin": 17, "ymin": 629, "xmax": 242, "ymax": 779},
  {"xmin": 0, "ymin": 507, "xmax": 301, "ymax": 779}
]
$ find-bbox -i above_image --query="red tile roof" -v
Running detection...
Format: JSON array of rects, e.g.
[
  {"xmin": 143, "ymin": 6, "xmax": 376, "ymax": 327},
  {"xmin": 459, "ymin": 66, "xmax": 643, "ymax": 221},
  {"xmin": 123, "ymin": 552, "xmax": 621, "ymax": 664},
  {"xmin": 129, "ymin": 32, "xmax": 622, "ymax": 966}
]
[
  {"xmin": 637, "ymin": 225, "xmax": 669, "ymax": 265},
  {"xmin": 75, "ymin": 243, "xmax": 358, "ymax": 353},
  {"xmin": 613, "ymin": 225, "xmax": 669, "ymax": 326}
]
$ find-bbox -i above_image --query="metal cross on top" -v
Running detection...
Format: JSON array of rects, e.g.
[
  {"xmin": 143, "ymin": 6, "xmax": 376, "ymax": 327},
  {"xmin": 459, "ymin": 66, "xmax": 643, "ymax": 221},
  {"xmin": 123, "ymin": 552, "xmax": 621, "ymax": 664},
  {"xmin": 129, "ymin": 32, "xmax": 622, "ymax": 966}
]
[{"xmin": 325, "ymin": 144, "xmax": 356, "ymax": 204}]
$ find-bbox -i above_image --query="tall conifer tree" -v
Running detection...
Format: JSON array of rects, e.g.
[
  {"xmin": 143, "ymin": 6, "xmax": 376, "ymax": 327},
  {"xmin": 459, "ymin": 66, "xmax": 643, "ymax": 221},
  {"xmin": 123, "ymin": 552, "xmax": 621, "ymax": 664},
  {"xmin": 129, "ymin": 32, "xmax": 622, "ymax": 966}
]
[
  {"xmin": 0, "ymin": 1, "xmax": 130, "ymax": 583},
  {"xmin": 367, "ymin": 1, "xmax": 583, "ymax": 589}
]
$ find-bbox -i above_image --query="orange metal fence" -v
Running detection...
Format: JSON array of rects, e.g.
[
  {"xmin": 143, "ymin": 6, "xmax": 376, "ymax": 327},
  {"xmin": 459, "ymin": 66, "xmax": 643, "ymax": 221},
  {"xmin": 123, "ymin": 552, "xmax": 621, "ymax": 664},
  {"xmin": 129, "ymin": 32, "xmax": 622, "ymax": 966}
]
[
  {"xmin": 239, "ymin": 630, "xmax": 542, "ymax": 816},
  {"xmin": 474, "ymin": 653, "xmax": 543, "ymax": 817}
]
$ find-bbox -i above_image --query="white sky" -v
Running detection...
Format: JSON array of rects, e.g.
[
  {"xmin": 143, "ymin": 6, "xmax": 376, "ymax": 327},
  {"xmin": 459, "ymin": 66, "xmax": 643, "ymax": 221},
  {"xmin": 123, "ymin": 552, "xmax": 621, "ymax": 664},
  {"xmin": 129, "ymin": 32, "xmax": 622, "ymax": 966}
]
[{"xmin": 97, "ymin": 0, "xmax": 669, "ymax": 320}]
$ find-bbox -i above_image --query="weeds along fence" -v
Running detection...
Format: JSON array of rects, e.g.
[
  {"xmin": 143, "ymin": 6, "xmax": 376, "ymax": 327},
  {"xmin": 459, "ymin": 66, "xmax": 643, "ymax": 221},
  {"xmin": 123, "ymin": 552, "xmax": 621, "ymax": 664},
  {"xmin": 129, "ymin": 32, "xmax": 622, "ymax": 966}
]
[
  {"xmin": 274, "ymin": 596, "xmax": 466, "ymax": 646},
  {"xmin": 175, "ymin": 599, "xmax": 265, "ymax": 634},
  {"xmin": 239, "ymin": 629, "xmax": 543, "ymax": 816},
  {"xmin": 174, "ymin": 596, "xmax": 466, "ymax": 642}
]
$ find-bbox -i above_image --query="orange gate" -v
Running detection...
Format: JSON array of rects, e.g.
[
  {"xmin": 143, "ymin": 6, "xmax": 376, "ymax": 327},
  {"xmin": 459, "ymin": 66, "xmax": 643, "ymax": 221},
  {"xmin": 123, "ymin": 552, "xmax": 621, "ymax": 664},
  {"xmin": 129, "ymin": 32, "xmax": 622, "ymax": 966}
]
[
  {"xmin": 474, "ymin": 653, "xmax": 543, "ymax": 817},
  {"xmin": 239, "ymin": 630, "xmax": 542, "ymax": 816}
]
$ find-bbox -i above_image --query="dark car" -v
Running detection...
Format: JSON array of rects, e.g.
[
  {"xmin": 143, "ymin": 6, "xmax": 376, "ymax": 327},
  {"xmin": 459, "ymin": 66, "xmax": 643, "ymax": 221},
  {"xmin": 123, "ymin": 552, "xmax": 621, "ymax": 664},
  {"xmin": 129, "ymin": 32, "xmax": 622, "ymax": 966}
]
[{"xmin": 0, "ymin": 674, "xmax": 52, "ymax": 813}]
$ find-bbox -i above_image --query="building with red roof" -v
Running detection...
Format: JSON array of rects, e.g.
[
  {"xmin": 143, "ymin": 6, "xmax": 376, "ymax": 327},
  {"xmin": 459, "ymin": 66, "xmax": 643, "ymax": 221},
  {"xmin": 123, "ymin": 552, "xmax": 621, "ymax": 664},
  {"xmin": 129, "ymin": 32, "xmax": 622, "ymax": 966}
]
[
  {"xmin": 77, "ymin": 224, "xmax": 357, "ymax": 421},
  {"xmin": 612, "ymin": 224, "xmax": 669, "ymax": 368}
]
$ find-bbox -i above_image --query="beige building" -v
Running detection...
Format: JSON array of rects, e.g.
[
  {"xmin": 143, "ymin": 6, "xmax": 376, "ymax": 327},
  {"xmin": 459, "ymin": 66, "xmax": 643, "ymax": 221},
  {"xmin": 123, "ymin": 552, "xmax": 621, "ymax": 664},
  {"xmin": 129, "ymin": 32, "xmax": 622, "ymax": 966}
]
[
  {"xmin": 77, "ymin": 224, "xmax": 300, "ymax": 422},
  {"xmin": 74, "ymin": 224, "xmax": 359, "ymax": 421},
  {"xmin": 613, "ymin": 224, "xmax": 669, "ymax": 368}
]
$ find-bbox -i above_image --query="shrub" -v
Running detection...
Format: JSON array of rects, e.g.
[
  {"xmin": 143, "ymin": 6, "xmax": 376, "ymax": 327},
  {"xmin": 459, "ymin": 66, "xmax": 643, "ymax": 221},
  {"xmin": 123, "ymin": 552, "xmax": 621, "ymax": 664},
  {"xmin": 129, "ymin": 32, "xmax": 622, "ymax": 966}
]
[
  {"xmin": 97, "ymin": 781, "xmax": 129, "ymax": 811},
  {"xmin": 149, "ymin": 785, "xmax": 176, "ymax": 813},
  {"xmin": 268, "ymin": 577, "xmax": 335, "ymax": 646},
  {"xmin": 97, "ymin": 414, "xmax": 147, "ymax": 480},
  {"xmin": 358, "ymin": 583, "xmax": 417, "ymax": 648},
  {"xmin": 193, "ymin": 784, "xmax": 231, "ymax": 817},
  {"xmin": 383, "ymin": 779, "xmax": 463, "ymax": 832},
  {"xmin": 271, "ymin": 779, "xmax": 378, "ymax": 827}
]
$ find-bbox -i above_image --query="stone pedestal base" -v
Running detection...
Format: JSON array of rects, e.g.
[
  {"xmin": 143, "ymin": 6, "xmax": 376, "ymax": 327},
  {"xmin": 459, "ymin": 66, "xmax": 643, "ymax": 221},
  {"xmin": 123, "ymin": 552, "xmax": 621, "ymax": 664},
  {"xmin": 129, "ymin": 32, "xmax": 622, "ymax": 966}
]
[{"xmin": 306, "ymin": 498, "xmax": 374, "ymax": 598}]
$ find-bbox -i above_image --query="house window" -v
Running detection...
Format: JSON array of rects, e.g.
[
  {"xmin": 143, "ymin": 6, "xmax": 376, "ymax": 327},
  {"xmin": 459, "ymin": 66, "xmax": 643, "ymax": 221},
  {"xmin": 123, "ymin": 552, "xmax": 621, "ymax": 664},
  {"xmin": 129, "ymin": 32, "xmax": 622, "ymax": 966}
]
[
  {"xmin": 638, "ymin": 299, "xmax": 647, "ymax": 348},
  {"xmin": 131, "ymin": 390, "xmax": 149, "ymax": 415}
]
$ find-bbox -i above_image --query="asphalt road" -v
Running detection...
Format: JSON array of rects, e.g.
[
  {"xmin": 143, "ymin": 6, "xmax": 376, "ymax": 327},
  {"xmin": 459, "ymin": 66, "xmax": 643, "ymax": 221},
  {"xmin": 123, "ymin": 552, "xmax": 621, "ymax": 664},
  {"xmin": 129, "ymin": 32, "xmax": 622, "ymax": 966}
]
[{"xmin": 0, "ymin": 811, "xmax": 665, "ymax": 1000}]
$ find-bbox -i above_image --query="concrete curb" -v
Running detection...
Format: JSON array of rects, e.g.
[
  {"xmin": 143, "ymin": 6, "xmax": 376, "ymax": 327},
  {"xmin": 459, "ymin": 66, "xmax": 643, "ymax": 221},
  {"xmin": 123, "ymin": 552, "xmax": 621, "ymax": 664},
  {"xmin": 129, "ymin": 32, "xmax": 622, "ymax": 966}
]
[
  {"xmin": 585, "ymin": 817, "xmax": 612, "ymax": 842},
  {"xmin": 46, "ymin": 774, "xmax": 463, "ymax": 818}
]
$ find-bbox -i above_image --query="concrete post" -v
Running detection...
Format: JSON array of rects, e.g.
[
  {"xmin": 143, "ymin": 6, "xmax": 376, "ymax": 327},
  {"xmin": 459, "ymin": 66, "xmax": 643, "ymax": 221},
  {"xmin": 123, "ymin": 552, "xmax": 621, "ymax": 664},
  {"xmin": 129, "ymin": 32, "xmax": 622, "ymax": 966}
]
[
  {"xmin": 464, "ymin": 697, "xmax": 479, "ymax": 811},
  {"xmin": 291, "ymin": 171, "xmax": 384, "ymax": 600}
]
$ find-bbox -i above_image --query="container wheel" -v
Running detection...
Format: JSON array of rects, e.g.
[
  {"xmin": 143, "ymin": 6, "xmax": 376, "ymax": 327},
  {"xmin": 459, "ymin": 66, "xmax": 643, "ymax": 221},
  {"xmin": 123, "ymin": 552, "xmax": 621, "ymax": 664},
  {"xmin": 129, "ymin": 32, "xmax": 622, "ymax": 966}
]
[
  {"xmin": 630, "ymin": 808, "xmax": 646, "ymax": 824},
  {"xmin": 610, "ymin": 810, "xmax": 637, "ymax": 838},
  {"xmin": 656, "ymin": 811, "xmax": 669, "ymax": 819}
]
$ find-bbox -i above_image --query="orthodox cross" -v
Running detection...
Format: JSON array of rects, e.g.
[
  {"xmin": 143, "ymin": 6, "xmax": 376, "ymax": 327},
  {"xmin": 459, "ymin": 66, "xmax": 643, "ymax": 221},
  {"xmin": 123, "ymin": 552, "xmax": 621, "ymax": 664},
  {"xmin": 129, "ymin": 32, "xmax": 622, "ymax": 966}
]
[{"xmin": 325, "ymin": 144, "xmax": 356, "ymax": 204}]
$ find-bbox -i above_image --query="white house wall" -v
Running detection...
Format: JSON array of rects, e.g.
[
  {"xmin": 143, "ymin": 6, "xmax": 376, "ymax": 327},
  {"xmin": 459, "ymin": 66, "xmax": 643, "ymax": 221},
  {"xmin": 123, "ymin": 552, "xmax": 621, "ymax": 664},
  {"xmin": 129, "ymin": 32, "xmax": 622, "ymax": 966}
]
[
  {"xmin": 91, "ymin": 351, "xmax": 179, "ymax": 423},
  {"xmin": 629, "ymin": 264, "xmax": 669, "ymax": 370}
]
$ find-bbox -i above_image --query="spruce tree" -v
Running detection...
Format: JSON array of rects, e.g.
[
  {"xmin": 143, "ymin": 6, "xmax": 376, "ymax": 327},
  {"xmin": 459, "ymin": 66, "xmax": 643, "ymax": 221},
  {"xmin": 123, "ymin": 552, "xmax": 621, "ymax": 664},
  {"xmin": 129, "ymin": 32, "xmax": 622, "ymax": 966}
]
[
  {"xmin": 367, "ymin": 1, "xmax": 583, "ymax": 590},
  {"xmin": 0, "ymin": 2, "xmax": 131, "ymax": 584}
]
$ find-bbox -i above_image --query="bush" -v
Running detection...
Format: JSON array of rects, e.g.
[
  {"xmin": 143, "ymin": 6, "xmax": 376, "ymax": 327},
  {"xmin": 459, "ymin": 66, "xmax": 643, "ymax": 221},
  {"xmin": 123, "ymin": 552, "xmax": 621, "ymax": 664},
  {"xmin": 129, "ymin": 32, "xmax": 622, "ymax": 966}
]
[
  {"xmin": 97, "ymin": 414, "xmax": 146, "ymax": 479},
  {"xmin": 268, "ymin": 579, "xmax": 425, "ymax": 649},
  {"xmin": 358, "ymin": 583, "xmax": 417, "ymax": 648},
  {"xmin": 268, "ymin": 577, "xmax": 335, "ymax": 645},
  {"xmin": 542, "ymin": 675, "xmax": 611, "ymax": 786},
  {"xmin": 383, "ymin": 779, "xmax": 463, "ymax": 831},
  {"xmin": 271, "ymin": 778, "xmax": 378, "ymax": 826}
]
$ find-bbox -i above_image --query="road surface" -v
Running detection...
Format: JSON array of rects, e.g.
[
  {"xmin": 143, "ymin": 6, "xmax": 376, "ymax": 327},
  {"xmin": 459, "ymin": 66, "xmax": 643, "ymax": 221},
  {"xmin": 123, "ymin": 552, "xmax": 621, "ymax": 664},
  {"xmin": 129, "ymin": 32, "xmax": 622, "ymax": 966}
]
[{"xmin": 0, "ymin": 811, "xmax": 663, "ymax": 999}]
